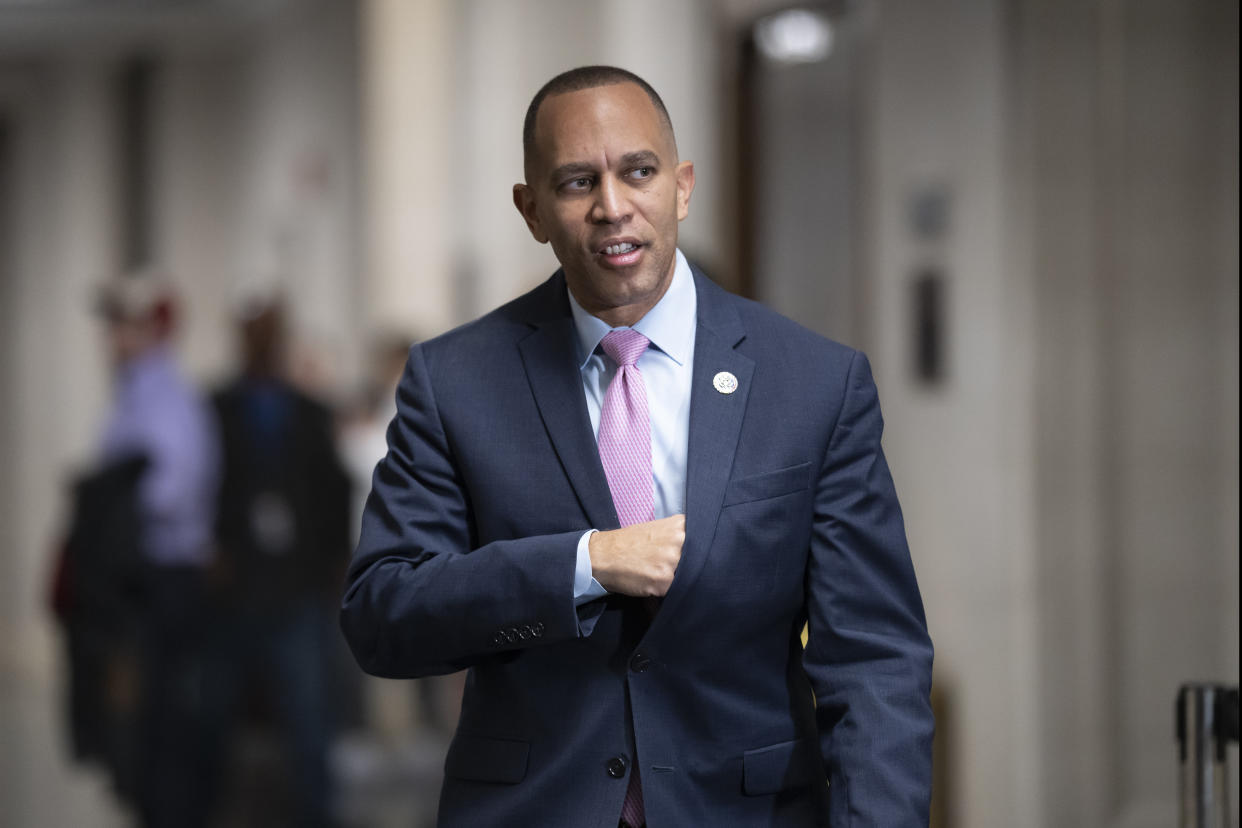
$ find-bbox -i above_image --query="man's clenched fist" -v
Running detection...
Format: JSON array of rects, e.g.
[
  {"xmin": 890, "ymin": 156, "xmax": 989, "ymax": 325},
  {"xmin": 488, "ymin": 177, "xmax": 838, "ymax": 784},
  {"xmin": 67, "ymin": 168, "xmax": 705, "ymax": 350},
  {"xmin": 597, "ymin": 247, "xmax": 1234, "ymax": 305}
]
[{"xmin": 588, "ymin": 514, "xmax": 686, "ymax": 597}]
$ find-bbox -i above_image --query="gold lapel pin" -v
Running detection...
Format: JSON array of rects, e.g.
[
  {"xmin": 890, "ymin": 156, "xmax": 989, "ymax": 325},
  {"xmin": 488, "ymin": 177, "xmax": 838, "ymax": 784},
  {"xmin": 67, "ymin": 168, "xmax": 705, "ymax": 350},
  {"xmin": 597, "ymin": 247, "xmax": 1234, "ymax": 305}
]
[{"xmin": 712, "ymin": 371, "xmax": 739, "ymax": 395}]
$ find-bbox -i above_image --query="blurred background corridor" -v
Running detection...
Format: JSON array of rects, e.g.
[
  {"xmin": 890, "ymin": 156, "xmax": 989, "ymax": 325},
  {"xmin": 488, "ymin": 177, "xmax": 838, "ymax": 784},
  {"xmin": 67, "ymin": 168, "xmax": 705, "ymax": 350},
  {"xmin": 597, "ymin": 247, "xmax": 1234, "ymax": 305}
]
[{"xmin": 0, "ymin": 0, "xmax": 1237, "ymax": 826}]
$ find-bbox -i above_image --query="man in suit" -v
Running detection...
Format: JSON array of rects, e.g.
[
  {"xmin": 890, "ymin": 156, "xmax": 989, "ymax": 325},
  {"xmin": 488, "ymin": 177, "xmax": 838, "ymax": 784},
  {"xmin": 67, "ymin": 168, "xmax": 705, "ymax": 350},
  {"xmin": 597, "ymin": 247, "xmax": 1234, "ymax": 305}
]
[{"xmin": 341, "ymin": 66, "xmax": 933, "ymax": 827}]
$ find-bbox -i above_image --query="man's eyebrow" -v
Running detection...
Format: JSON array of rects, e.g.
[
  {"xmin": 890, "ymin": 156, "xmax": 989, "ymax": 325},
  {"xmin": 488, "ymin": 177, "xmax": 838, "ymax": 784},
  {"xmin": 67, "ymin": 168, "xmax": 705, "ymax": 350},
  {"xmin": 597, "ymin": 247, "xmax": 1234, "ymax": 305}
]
[
  {"xmin": 548, "ymin": 162, "xmax": 596, "ymax": 183},
  {"xmin": 620, "ymin": 150, "xmax": 660, "ymax": 168}
]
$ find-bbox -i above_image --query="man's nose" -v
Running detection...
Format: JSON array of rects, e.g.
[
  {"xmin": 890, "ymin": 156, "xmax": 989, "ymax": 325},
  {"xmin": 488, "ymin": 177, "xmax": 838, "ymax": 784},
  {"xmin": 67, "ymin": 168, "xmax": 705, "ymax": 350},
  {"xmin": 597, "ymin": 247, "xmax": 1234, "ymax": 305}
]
[{"xmin": 590, "ymin": 176, "xmax": 630, "ymax": 224}]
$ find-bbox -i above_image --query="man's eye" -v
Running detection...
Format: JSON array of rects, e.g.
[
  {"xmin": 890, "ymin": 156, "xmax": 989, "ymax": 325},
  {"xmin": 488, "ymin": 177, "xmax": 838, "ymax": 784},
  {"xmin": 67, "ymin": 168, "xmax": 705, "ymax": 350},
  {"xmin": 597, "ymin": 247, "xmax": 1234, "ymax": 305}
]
[
  {"xmin": 564, "ymin": 177, "xmax": 592, "ymax": 191},
  {"xmin": 631, "ymin": 167, "xmax": 654, "ymax": 179}
]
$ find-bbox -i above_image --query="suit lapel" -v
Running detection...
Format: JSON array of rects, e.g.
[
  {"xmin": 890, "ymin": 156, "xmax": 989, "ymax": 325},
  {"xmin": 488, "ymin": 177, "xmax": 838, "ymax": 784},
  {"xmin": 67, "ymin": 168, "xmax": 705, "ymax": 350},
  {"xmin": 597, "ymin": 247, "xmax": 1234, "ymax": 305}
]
[
  {"xmin": 649, "ymin": 269, "xmax": 753, "ymax": 631},
  {"xmin": 516, "ymin": 275, "xmax": 620, "ymax": 532}
]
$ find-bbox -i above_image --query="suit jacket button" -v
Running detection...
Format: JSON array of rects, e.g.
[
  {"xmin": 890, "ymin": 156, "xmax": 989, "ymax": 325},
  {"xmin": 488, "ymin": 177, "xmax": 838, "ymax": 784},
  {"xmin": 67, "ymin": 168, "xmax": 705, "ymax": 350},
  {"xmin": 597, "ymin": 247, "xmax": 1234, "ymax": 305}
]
[
  {"xmin": 606, "ymin": 756, "xmax": 628, "ymax": 778},
  {"xmin": 630, "ymin": 652, "xmax": 651, "ymax": 673}
]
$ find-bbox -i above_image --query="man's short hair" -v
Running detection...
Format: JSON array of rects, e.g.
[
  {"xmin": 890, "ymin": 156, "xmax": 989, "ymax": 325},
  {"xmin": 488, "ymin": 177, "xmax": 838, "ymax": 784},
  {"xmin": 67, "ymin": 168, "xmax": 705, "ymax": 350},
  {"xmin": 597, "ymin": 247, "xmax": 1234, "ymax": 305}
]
[{"xmin": 522, "ymin": 65, "xmax": 675, "ymax": 180}]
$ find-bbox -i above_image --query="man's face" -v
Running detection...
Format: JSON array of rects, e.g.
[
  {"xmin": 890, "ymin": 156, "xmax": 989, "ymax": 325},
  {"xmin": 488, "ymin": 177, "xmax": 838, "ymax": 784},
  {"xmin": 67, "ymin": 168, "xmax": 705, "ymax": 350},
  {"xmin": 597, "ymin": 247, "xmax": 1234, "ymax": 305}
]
[{"xmin": 514, "ymin": 82, "xmax": 695, "ymax": 328}]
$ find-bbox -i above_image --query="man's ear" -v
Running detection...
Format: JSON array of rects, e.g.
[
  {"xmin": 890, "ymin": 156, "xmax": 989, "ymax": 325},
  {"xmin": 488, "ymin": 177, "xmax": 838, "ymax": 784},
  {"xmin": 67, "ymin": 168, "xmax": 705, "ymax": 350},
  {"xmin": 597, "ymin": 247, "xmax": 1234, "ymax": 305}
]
[
  {"xmin": 674, "ymin": 161, "xmax": 695, "ymax": 222},
  {"xmin": 513, "ymin": 184, "xmax": 549, "ymax": 243}
]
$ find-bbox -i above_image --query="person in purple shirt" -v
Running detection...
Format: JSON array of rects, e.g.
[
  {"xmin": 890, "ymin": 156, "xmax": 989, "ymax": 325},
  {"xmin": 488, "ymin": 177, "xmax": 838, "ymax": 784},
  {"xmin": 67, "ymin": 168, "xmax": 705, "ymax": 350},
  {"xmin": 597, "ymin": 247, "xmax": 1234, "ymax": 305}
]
[{"xmin": 94, "ymin": 271, "xmax": 219, "ymax": 828}]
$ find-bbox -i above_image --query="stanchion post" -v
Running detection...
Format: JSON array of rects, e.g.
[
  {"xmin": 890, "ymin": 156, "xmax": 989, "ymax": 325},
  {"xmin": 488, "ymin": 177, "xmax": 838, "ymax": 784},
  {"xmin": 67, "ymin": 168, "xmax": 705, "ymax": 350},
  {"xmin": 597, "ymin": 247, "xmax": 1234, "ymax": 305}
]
[{"xmin": 1177, "ymin": 683, "xmax": 1240, "ymax": 828}]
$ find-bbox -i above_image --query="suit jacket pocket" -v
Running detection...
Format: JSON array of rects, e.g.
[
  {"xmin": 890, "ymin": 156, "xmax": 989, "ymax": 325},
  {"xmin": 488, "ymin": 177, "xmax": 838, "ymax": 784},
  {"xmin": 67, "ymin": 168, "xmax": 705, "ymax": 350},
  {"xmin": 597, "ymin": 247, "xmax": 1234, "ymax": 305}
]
[
  {"xmin": 723, "ymin": 462, "xmax": 813, "ymax": 508},
  {"xmin": 742, "ymin": 736, "xmax": 817, "ymax": 795},
  {"xmin": 444, "ymin": 734, "xmax": 530, "ymax": 784}
]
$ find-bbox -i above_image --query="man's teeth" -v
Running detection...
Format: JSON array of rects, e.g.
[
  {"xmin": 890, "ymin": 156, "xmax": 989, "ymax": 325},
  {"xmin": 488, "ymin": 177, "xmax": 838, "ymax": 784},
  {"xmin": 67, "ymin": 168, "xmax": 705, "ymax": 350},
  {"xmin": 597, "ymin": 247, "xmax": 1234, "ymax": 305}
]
[{"xmin": 604, "ymin": 242, "xmax": 637, "ymax": 255}]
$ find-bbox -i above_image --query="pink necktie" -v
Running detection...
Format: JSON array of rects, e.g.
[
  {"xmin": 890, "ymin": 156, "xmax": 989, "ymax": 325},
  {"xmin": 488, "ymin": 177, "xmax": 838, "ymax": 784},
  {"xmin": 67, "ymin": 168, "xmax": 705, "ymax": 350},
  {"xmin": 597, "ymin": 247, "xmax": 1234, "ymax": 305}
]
[
  {"xmin": 598, "ymin": 329, "xmax": 654, "ymax": 528},
  {"xmin": 597, "ymin": 328, "xmax": 651, "ymax": 828}
]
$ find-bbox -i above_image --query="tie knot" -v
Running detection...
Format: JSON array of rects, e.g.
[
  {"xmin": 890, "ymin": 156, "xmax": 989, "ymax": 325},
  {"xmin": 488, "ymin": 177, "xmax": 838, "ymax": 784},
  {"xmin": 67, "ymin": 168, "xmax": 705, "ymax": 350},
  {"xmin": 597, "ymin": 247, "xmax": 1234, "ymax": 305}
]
[{"xmin": 601, "ymin": 329, "xmax": 649, "ymax": 368}]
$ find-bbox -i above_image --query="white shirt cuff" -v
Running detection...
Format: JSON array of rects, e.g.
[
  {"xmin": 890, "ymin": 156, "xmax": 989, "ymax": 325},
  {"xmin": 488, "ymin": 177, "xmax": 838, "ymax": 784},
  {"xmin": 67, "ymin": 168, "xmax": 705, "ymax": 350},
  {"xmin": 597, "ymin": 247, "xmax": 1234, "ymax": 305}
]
[{"xmin": 573, "ymin": 530, "xmax": 609, "ymax": 604}]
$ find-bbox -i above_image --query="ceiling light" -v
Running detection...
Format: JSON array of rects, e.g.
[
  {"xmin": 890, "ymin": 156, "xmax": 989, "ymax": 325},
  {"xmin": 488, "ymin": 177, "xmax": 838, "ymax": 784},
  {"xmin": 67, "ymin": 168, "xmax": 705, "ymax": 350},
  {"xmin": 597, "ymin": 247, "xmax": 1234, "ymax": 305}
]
[{"xmin": 755, "ymin": 8, "xmax": 834, "ymax": 64}]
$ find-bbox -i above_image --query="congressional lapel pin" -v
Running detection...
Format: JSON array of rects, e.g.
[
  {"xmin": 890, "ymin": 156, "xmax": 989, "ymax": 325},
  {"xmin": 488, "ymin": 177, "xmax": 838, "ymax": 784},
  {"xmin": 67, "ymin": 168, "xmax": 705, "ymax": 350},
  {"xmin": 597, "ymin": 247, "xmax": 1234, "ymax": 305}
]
[{"xmin": 712, "ymin": 371, "xmax": 739, "ymax": 395}]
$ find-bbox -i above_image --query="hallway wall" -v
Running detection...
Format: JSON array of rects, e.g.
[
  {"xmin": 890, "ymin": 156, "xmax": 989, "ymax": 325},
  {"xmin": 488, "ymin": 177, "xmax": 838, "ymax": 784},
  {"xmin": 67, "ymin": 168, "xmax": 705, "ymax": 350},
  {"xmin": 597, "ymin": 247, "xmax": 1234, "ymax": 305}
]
[{"xmin": 1018, "ymin": 1, "xmax": 1240, "ymax": 824}]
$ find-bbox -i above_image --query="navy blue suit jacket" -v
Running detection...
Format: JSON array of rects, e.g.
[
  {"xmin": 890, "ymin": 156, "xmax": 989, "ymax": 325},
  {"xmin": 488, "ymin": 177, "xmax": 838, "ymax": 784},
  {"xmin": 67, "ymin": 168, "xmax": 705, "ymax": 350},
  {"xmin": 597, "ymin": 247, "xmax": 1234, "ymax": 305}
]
[{"xmin": 341, "ymin": 267, "xmax": 934, "ymax": 826}]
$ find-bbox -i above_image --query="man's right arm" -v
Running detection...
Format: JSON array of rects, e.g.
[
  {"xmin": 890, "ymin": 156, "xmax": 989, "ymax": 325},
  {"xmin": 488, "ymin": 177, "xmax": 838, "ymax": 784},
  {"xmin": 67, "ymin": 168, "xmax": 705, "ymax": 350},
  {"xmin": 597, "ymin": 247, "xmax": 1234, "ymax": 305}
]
[
  {"xmin": 340, "ymin": 345, "xmax": 686, "ymax": 679},
  {"xmin": 340, "ymin": 345, "xmax": 588, "ymax": 679}
]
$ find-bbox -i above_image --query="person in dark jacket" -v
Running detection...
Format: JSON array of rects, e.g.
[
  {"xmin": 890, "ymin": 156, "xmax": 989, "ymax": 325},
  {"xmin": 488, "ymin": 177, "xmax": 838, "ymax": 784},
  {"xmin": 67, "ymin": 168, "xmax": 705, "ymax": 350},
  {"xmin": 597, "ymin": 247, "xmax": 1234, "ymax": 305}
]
[{"xmin": 206, "ymin": 295, "xmax": 351, "ymax": 827}]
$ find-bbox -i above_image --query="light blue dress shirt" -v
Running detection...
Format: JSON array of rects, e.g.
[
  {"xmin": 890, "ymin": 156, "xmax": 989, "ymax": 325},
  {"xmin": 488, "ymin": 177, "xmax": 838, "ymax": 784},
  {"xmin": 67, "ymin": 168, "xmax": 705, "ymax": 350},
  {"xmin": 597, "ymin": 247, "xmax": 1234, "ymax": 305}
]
[
  {"xmin": 99, "ymin": 345, "xmax": 219, "ymax": 567},
  {"xmin": 568, "ymin": 248, "xmax": 697, "ymax": 604}
]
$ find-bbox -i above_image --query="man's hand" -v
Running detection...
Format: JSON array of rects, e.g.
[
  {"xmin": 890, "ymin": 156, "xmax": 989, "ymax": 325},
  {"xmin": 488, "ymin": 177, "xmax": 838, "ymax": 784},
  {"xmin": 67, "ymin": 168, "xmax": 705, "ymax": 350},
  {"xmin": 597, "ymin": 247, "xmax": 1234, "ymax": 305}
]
[{"xmin": 588, "ymin": 514, "xmax": 685, "ymax": 597}]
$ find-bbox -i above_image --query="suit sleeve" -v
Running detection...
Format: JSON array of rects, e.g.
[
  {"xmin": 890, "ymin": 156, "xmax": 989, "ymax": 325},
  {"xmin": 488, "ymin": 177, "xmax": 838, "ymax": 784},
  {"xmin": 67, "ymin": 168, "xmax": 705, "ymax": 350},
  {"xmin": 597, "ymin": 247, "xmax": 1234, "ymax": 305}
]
[
  {"xmin": 802, "ymin": 350, "xmax": 935, "ymax": 826},
  {"xmin": 339, "ymin": 345, "xmax": 585, "ymax": 679}
]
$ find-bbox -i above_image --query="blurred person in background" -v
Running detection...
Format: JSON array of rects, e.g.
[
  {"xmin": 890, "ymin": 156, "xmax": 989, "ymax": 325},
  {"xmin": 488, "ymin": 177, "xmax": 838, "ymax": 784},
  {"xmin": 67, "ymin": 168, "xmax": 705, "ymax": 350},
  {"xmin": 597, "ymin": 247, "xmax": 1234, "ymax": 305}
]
[
  {"xmin": 341, "ymin": 66, "xmax": 933, "ymax": 827},
  {"xmin": 60, "ymin": 270, "xmax": 220, "ymax": 827},
  {"xmin": 206, "ymin": 294, "xmax": 351, "ymax": 828}
]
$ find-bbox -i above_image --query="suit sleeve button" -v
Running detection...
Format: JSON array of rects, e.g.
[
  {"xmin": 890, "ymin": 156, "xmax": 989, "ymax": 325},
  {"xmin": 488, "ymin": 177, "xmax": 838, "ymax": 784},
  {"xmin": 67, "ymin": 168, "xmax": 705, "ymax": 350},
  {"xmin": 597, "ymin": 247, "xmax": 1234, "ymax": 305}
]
[
  {"xmin": 630, "ymin": 652, "xmax": 651, "ymax": 673},
  {"xmin": 606, "ymin": 756, "xmax": 628, "ymax": 778}
]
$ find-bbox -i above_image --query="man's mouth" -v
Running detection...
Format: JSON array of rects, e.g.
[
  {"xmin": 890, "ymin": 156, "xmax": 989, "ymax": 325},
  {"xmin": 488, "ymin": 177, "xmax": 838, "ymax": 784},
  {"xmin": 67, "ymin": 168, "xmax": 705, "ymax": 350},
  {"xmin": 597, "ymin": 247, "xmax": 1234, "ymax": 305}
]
[{"xmin": 598, "ymin": 240, "xmax": 644, "ymax": 266}]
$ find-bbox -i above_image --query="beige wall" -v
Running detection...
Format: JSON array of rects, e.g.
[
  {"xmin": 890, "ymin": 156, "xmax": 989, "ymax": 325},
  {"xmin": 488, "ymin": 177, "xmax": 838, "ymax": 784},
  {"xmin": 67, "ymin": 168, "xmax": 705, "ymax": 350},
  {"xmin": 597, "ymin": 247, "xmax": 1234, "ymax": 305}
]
[
  {"xmin": 0, "ymin": 60, "xmax": 119, "ymax": 678},
  {"xmin": 153, "ymin": 0, "xmax": 362, "ymax": 390},
  {"xmin": 1019, "ymin": 1, "xmax": 1240, "ymax": 825},
  {"xmin": 865, "ymin": 2, "xmax": 1042, "ymax": 824}
]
